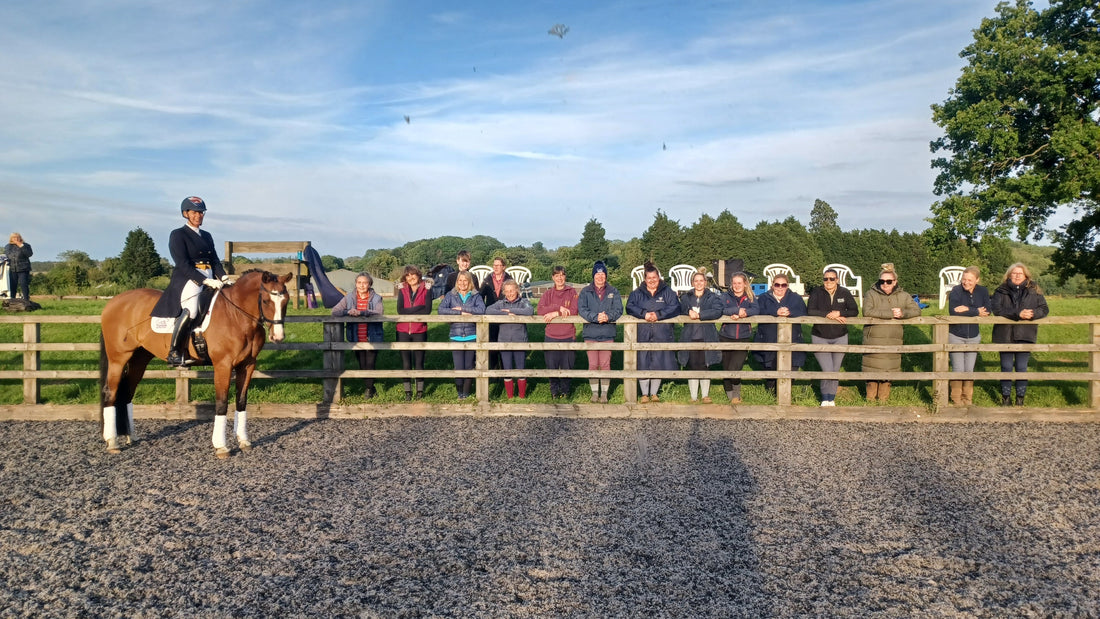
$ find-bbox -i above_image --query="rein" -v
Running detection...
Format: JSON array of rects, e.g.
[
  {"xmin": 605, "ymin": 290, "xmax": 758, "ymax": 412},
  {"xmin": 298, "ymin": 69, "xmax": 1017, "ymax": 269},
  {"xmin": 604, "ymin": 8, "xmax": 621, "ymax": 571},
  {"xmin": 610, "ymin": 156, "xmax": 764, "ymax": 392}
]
[{"xmin": 218, "ymin": 281, "xmax": 286, "ymax": 330}]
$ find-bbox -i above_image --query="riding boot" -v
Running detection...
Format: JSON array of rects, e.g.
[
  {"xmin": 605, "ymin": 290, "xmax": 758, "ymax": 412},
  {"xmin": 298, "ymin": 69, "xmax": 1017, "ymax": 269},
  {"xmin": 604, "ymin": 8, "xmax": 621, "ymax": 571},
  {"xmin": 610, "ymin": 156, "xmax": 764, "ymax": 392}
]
[
  {"xmin": 878, "ymin": 381, "xmax": 891, "ymax": 402},
  {"xmin": 518, "ymin": 379, "xmax": 527, "ymax": 399},
  {"xmin": 949, "ymin": 380, "xmax": 962, "ymax": 406},
  {"xmin": 865, "ymin": 381, "xmax": 879, "ymax": 402},
  {"xmin": 166, "ymin": 314, "xmax": 192, "ymax": 368},
  {"xmin": 962, "ymin": 381, "xmax": 974, "ymax": 406}
]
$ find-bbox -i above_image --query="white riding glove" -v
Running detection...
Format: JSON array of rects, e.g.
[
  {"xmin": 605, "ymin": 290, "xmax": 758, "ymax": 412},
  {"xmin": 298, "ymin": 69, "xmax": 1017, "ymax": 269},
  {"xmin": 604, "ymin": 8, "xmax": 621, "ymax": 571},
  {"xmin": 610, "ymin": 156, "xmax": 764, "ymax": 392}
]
[
  {"xmin": 220, "ymin": 275, "xmax": 234, "ymax": 287},
  {"xmin": 203, "ymin": 278, "xmax": 224, "ymax": 290}
]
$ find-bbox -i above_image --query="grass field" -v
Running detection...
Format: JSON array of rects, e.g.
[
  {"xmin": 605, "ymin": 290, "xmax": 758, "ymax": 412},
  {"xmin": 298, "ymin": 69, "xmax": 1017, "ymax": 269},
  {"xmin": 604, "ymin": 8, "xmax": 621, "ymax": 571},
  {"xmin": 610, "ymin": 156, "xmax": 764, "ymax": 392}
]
[{"xmin": 2, "ymin": 296, "xmax": 1097, "ymax": 408}]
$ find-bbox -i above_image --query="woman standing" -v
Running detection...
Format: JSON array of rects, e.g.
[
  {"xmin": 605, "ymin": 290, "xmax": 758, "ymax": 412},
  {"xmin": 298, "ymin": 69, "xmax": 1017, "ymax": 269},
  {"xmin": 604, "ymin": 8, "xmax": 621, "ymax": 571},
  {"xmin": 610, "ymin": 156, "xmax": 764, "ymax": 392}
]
[
  {"xmin": 486, "ymin": 280, "xmax": 534, "ymax": 399},
  {"xmin": 479, "ymin": 256, "xmax": 513, "ymax": 371},
  {"xmin": 754, "ymin": 273, "xmax": 807, "ymax": 396},
  {"xmin": 331, "ymin": 272, "xmax": 385, "ymax": 399},
  {"xmin": 678, "ymin": 270, "xmax": 724, "ymax": 403},
  {"xmin": 992, "ymin": 263, "xmax": 1048, "ymax": 406},
  {"xmin": 626, "ymin": 262, "xmax": 680, "ymax": 402},
  {"xmin": 806, "ymin": 268, "xmax": 859, "ymax": 406},
  {"xmin": 719, "ymin": 272, "xmax": 758, "ymax": 404},
  {"xmin": 578, "ymin": 261, "xmax": 623, "ymax": 403},
  {"xmin": 438, "ymin": 271, "xmax": 486, "ymax": 400},
  {"xmin": 538, "ymin": 266, "xmax": 579, "ymax": 400},
  {"xmin": 948, "ymin": 266, "xmax": 991, "ymax": 406},
  {"xmin": 861, "ymin": 263, "xmax": 921, "ymax": 402},
  {"xmin": 4, "ymin": 232, "xmax": 32, "ymax": 301},
  {"xmin": 396, "ymin": 265, "xmax": 432, "ymax": 400}
]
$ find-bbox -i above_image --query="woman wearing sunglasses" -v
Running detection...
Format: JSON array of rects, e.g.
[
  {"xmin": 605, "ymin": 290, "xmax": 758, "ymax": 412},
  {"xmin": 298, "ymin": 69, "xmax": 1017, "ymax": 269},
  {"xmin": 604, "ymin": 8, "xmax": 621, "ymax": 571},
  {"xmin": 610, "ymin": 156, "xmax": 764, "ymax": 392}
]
[
  {"xmin": 807, "ymin": 268, "xmax": 859, "ymax": 406},
  {"xmin": 753, "ymin": 273, "xmax": 807, "ymax": 397},
  {"xmin": 861, "ymin": 263, "xmax": 921, "ymax": 402}
]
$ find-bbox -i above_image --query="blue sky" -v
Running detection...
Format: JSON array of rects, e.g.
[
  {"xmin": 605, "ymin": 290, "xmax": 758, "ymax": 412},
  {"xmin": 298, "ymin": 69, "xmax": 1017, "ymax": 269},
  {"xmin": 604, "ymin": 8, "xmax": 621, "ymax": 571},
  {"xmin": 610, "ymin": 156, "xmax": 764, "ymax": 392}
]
[{"xmin": 0, "ymin": 0, "xmax": 1004, "ymax": 261}]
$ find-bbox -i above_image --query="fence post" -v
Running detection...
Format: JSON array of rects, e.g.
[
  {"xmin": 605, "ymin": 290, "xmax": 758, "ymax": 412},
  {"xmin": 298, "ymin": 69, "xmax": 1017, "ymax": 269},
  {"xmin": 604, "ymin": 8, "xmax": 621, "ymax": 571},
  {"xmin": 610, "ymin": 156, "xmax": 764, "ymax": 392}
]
[
  {"xmin": 475, "ymin": 320, "xmax": 489, "ymax": 402},
  {"xmin": 622, "ymin": 322, "xmax": 637, "ymax": 404},
  {"xmin": 932, "ymin": 323, "xmax": 950, "ymax": 410},
  {"xmin": 1091, "ymin": 321, "xmax": 1100, "ymax": 411},
  {"xmin": 175, "ymin": 374, "xmax": 190, "ymax": 405},
  {"xmin": 776, "ymin": 320, "xmax": 792, "ymax": 406},
  {"xmin": 322, "ymin": 321, "xmax": 343, "ymax": 403},
  {"xmin": 22, "ymin": 322, "xmax": 40, "ymax": 404}
]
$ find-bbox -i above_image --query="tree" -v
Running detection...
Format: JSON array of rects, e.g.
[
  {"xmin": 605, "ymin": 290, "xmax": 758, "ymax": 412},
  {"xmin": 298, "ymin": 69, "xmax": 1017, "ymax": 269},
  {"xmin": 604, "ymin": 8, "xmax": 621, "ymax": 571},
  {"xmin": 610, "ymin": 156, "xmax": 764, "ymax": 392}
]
[
  {"xmin": 639, "ymin": 210, "xmax": 685, "ymax": 269},
  {"xmin": 809, "ymin": 199, "xmax": 840, "ymax": 234},
  {"xmin": 930, "ymin": 0, "xmax": 1100, "ymax": 278},
  {"xmin": 115, "ymin": 228, "xmax": 164, "ymax": 288},
  {"xmin": 321, "ymin": 255, "xmax": 345, "ymax": 272}
]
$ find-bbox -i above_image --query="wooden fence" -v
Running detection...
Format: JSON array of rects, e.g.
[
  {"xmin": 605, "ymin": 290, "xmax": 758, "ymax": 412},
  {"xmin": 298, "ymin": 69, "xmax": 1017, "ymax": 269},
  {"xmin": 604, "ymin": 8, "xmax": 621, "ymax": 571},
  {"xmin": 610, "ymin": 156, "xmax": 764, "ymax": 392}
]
[{"xmin": 1, "ymin": 314, "xmax": 1098, "ymax": 420}]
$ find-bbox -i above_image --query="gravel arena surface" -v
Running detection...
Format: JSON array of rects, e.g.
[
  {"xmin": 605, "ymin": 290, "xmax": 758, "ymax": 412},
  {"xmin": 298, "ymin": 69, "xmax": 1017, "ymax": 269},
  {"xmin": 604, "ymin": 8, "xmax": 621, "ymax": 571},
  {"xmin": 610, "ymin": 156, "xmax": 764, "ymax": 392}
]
[{"xmin": 1, "ymin": 418, "xmax": 1098, "ymax": 618}]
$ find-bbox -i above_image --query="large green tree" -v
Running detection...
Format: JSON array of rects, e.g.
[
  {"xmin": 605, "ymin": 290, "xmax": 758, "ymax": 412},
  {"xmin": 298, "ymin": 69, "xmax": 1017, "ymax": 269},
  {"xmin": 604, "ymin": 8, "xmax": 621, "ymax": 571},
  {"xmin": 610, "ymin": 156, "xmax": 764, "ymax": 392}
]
[
  {"xmin": 115, "ymin": 228, "xmax": 164, "ymax": 288},
  {"xmin": 929, "ymin": 0, "xmax": 1100, "ymax": 278},
  {"xmin": 808, "ymin": 199, "xmax": 840, "ymax": 234}
]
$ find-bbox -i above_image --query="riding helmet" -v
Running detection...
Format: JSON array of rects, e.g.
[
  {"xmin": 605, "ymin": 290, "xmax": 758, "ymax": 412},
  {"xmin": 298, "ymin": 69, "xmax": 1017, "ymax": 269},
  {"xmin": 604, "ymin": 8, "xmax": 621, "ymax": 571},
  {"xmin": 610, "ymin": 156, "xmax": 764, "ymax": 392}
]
[{"xmin": 181, "ymin": 196, "xmax": 207, "ymax": 213}]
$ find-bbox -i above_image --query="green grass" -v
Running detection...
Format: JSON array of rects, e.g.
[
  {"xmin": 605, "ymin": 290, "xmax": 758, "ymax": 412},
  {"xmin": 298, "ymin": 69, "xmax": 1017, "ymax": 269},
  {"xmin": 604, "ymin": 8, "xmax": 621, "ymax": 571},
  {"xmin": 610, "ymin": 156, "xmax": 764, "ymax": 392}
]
[{"xmin": 2, "ymin": 297, "xmax": 1097, "ymax": 407}]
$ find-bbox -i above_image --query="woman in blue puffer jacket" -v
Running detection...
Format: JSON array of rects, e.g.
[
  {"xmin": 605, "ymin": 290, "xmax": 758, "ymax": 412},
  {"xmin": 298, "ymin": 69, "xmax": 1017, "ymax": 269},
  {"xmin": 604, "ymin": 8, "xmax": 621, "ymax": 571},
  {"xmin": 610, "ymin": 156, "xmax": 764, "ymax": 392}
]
[{"xmin": 438, "ymin": 271, "xmax": 485, "ymax": 400}]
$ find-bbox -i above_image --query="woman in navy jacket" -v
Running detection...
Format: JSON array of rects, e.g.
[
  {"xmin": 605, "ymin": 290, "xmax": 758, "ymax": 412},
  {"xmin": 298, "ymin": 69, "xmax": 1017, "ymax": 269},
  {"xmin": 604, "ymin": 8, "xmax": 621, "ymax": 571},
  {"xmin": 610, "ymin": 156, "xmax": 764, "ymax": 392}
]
[
  {"xmin": 719, "ymin": 272, "xmax": 758, "ymax": 404},
  {"xmin": 948, "ymin": 266, "xmax": 991, "ymax": 406},
  {"xmin": 677, "ymin": 270, "xmax": 724, "ymax": 403},
  {"xmin": 438, "ymin": 271, "xmax": 486, "ymax": 400},
  {"xmin": 754, "ymin": 273, "xmax": 807, "ymax": 396},
  {"xmin": 331, "ymin": 272, "xmax": 386, "ymax": 399},
  {"xmin": 806, "ymin": 268, "xmax": 859, "ymax": 406},
  {"xmin": 991, "ymin": 262, "xmax": 1048, "ymax": 406},
  {"xmin": 578, "ymin": 261, "xmax": 623, "ymax": 403},
  {"xmin": 485, "ymin": 280, "xmax": 534, "ymax": 399},
  {"xmin": 626, "ymin": 262, "xmax": 680, "ymax": 402}
]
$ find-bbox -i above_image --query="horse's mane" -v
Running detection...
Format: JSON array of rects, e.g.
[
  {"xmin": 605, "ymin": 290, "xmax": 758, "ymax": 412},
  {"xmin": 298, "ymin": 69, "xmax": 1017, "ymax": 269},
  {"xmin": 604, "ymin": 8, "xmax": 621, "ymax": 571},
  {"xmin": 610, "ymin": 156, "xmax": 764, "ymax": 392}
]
[{"xmin": 237, "ymin": 268, "xmax": 269, "ymax": 277}]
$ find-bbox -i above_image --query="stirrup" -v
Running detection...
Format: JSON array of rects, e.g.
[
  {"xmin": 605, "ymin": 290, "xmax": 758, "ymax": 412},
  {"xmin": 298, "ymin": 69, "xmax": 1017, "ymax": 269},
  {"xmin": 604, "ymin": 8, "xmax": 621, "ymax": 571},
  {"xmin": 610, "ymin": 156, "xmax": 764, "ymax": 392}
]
[{"xmin": 192, "ymin": 330, "xmax": 208, "ymax": 358}]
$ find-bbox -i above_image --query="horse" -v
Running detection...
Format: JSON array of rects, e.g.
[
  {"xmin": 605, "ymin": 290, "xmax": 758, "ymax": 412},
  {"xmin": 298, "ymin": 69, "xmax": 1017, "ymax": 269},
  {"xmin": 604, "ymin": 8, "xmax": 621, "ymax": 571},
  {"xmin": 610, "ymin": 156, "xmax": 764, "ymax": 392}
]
[{"xmin": 99, "ymin": 270, "xmax": 292, "ymax": 458}]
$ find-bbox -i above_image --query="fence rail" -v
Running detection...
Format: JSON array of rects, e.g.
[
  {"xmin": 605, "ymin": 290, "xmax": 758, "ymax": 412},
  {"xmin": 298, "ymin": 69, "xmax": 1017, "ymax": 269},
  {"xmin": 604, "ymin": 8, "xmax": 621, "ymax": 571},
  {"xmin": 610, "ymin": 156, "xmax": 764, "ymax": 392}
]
[{"xmin": 1, "ymin": 313, "xmax": 1098, "ymax": 416}]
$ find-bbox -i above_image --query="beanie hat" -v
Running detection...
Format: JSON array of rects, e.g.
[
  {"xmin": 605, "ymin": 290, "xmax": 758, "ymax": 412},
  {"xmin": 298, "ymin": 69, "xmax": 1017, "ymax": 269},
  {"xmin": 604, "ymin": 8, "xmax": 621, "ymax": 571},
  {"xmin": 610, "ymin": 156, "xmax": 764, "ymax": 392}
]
[{"xmin": 592, "ymin": 261, "xmax": 608, "ymax": 278}]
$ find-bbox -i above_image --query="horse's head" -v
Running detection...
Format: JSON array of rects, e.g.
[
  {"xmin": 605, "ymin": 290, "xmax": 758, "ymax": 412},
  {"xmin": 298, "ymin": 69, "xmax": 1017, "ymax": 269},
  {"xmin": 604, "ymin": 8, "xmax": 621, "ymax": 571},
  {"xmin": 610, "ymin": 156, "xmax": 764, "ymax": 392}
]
[{"xmin": 227, "ymin": 270, "xmax": 293, "ymax": 342}]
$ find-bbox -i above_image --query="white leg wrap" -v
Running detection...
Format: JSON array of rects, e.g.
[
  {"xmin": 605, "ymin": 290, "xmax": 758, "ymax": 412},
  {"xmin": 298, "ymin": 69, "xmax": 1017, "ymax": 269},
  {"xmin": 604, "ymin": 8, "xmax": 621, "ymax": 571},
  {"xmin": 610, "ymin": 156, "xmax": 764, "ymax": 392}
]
[
  {"xmin": 126, "ymin": 403, "xmax": 135, "ymax": 439},
  {"xmin": 234, "ymin": 410, "xmax": 249, "ymax": 442},
  {"xmin": 212, "ymin": 415, "xmax": 228, "ymax": 450},
  {"xmin": 103, "ymin": 406, "xmax": 117, "ymax": 441}
]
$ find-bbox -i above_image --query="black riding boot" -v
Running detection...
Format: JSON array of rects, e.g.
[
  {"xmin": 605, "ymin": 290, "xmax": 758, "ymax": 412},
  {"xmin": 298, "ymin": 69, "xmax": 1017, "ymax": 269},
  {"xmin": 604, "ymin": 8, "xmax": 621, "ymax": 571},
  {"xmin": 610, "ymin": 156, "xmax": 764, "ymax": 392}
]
[{"xmin": 166, "ymin": 314, "xmax": 192, "ymax": 368}]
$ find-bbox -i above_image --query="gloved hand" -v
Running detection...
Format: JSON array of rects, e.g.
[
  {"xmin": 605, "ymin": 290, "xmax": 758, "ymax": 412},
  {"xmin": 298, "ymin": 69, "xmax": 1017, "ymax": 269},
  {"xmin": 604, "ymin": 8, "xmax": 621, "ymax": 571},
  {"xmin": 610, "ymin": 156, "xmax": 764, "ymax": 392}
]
[
  {"xmin": 220, "ymin": 275, "xmax": 234, "ymax": 287},
  {"xmin": 203, "ymin": 278, "xmax": 224, "ymax": 290}
]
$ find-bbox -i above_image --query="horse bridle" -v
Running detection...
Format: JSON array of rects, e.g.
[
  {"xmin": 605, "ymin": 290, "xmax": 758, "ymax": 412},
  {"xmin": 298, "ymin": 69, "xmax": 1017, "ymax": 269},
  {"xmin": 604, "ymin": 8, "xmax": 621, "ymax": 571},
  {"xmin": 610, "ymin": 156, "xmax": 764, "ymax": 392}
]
[{"xmin": 256, "ymin": 283, "xmax": 287, "ymax": 328}]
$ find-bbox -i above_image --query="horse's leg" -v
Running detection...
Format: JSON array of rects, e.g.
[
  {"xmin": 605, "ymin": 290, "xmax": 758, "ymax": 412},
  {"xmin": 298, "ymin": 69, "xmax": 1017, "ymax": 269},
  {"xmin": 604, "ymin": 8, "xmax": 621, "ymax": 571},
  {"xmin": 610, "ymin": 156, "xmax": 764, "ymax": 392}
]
[
  {"xmin": 233, "ymin": 361, "xmax": 257, "ymax": 450},
  {"xmin": 119, "ymin": 350, "xmax": 153, "ymax": 446},
  {"xmin": 100, "ymin": 335, "xmax": 128, "ymax": 455},
  {"xmin": 211, "ymin": 360, "xmax": 233, "ymax": 458}
]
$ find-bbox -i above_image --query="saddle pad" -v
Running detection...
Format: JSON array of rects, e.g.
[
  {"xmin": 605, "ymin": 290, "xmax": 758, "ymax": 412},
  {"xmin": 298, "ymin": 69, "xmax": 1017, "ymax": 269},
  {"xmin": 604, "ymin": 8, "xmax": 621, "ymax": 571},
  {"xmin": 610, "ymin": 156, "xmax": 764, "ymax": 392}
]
[{"xmin": 148, "ymin": 289, "xmax": 221, "ymax": 334}]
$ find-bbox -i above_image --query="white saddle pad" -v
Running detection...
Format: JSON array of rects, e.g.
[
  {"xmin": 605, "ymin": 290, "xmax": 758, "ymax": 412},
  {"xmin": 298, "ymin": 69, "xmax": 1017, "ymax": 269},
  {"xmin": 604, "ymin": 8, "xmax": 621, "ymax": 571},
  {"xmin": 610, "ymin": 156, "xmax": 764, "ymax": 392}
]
[{"xmin": 148, "ymin": 290, "xmax": 220, "ymax": 334}]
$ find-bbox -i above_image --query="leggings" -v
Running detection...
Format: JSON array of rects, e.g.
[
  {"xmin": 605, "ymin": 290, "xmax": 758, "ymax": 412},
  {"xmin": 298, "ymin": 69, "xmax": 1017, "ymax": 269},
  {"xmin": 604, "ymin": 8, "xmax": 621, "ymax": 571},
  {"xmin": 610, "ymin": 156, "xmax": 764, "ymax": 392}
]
[
  {"xmin": 500, "ymin": 350, "xmax": 526, "ymax": 378},
  {"xmin": 354, "ymin": 349, "xmax": 377, "ymax": 391},
  {"xmin": 949, "ymin": 333, "xmax": 980, "ymax": 373},
  {"xmin": 811, "ymin": 334, "xmax": 846, "ymax": 399},
  {"xmin": 452, "ymin": 349, "xmax": 475, "ymax": 392},
  {"xmin": 398, "ymin": 331, "xmax": 426, "ymax": 393},
  {"xmin": 719, "ymin": 334, "xmax": 750, "ymax": 394},
  {"xmin": 545, "ymin": 336, "xmax": 575, "ymax": 395},
  {"xmin": 999, "ymin": 351, "xmax": 1030, "ymax": 396}
]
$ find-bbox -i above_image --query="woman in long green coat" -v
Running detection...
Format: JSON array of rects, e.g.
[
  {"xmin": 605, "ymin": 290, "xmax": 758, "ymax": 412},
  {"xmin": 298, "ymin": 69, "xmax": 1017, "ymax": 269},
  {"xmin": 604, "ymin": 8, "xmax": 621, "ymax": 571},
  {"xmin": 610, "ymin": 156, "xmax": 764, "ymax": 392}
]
[{"xmin": 861, "ymin": 263, "xmax": 921, "ymax": 402}]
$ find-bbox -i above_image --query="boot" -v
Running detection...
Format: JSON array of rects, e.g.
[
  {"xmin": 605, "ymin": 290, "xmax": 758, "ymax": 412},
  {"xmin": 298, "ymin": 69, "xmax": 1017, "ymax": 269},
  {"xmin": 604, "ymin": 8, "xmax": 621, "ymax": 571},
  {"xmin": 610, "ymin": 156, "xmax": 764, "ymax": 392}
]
[
  {"xmin": 961, "ymin": 381, "xmax": 974, "ymax": 406},
  {"xmin": 463, "ymin": 379, "xmax": 473, "ymax": 400},
  {"xmin": 765, "ymin": 379, "xmax": 777, "ymax": 396},
  {"xmin": 1015, "ymin": 393, "xmax": 1025, "ymax": 407},
  {"xmin": 878, "ymin": 381, "xmax": 891, "ymax": 402},
  {"xmin": 865, "ymin": 381, "xmax": 879, "ymax": 402},
  {"xmin": 166, "ymin": 313, "xmax": 192, "ymax": 368},
  {"xmin": 949, "ymin": 380, "xmax": 962, "ymax": 406},
  {"xmin": 600, "ymin": 380, "xmax": 610, "ymax": 403},
  {"xmin": 404, "ymin": 390, "xmax": 413, "ymax": 402},
  {"xmin": 518, "ymin": 379, "xmax": 528, "ymax": 399},
  {"xmin": 1002, "ymin": 393, "xmax": 1011, "ymax": 406},
  {"xmin": 504, "ymin": 380, "xmax": 514, "ymax": 399}
]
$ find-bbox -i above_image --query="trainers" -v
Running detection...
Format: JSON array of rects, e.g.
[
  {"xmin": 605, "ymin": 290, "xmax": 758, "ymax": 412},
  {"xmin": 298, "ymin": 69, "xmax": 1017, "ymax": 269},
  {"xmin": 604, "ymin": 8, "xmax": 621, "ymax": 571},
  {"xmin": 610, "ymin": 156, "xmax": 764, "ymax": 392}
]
[
  {"xmin": 640, "ymin": 395, "xmax": 650, "ymax": 403},
  {"xmin": 820, "ymin": 400, "xmax": 835, "ymax": 407},
  {"xmin": 591, "ymin": 393, "xmax": 599, "ymax": 403},
  {"xmin": 701, "ymin": 397, "xmax": 712, "ymax": 404},
  {"xmin": 651, "ymin": 394, "xmax": 660, "ymax": 403},
  {"xmin": 599, "ymin": 394, "xmax": 608, "ymax": 403},
  {"xmin": 729, "ymin": 397, "xmax": 741, "ymax": 405}
]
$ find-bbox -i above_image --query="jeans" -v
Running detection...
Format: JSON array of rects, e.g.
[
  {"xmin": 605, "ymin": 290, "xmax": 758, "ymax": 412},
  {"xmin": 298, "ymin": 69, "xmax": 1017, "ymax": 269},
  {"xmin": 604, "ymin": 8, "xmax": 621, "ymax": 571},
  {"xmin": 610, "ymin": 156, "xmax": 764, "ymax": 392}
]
[
  {"xmin": 999, "ymin": 351, "xmax": 1030, "ymax": 396},
  {"xmin": 949, "ymin": 332, "xmax": 980, "ymax": 373}
]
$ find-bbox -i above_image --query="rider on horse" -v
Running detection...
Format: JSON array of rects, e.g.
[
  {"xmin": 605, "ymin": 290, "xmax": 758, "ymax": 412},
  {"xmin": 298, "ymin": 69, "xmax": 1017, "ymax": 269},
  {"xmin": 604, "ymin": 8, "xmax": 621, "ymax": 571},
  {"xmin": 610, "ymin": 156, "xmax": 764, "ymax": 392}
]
[{"xmin": 151, "ymin": 196, "xmax": 232, "ymax": 368}]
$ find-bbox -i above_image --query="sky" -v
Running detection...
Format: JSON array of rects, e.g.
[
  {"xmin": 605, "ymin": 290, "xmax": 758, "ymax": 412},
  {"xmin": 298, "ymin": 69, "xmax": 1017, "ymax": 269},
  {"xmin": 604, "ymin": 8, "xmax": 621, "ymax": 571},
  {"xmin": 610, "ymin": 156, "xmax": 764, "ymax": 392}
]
[{"xmin": 0, "ymin": 0, "xmax": 1008, "ymax": 262}]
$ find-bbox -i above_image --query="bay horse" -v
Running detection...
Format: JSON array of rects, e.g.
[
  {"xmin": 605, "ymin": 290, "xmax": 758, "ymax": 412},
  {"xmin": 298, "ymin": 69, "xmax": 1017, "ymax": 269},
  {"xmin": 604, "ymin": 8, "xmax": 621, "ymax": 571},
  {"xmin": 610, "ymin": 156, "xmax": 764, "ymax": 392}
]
[{"xmin": 99, "ymin": 270, "xmax": 292, "ymax": 458}]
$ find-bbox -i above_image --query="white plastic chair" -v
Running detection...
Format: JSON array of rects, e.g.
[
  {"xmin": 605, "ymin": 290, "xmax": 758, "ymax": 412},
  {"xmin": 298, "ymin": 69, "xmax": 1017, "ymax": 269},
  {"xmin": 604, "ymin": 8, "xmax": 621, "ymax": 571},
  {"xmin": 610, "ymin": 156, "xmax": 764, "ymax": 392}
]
[
  {"xmin": 0, "ymin": 259, "xmax": 8, "ymax": 298},
  {"xmin": 763, "ymin": 263, "xmax": 804, "ymax": 296},
  {"xmin": 667, "ymin": 264, "xmax": 698, "ymax": 294},
  {"xmin": 823, "ymin": 263, "xmax": 863, "ymax": 308},
  {"xmin": 505, "ymin": 266, "xmax": 533, "ymax": 297},
  {"xmin": 939, "ymin": 266, "xmax": 965, "ymax": 309},
  {"xmin": 631, "ymin": 265, "xmax": 662, "ymax": 290},
  {"xmin": 468, "ymin": 265, "xmax": 493, "ymax": 287}
]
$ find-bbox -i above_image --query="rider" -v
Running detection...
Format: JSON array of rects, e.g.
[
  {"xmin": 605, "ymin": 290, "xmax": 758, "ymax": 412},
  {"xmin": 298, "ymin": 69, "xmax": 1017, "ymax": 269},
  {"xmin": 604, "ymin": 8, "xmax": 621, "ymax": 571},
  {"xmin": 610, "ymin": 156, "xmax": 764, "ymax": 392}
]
[{"xmin": 151, "ymin": 196, "xmax": 232, "ymax": 367}]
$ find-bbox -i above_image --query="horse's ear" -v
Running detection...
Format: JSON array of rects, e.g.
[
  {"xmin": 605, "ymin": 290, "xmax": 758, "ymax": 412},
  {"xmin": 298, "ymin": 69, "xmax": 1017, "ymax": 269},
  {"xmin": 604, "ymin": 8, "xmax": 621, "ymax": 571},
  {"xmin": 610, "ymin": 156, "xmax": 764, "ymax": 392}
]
[{"xmin": 281, "ymin": 272, "xmax": 293, "ymax": 284}]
